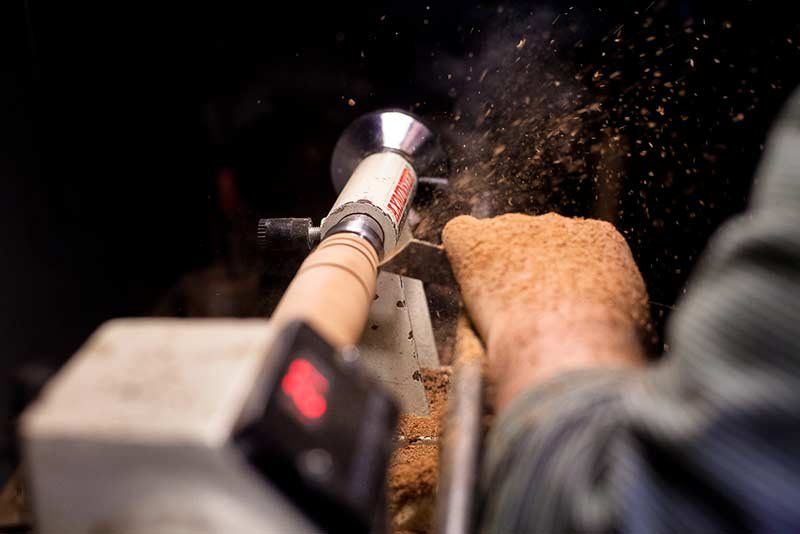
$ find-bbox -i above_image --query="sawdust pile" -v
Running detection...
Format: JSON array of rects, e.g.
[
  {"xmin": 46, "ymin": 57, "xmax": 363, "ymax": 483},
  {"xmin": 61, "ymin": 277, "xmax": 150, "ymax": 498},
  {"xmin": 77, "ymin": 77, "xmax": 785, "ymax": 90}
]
[
  {"xmin": 396, "ymin": 412, "xmax": 437, "ymax": 442},
  {"xmin": 389, "ymin": 321, "xmax": 490, "ymax": 534},
  {"xmin": 388, "ymin": 368, "xmax": 450, "ymax": 534},
  {"xmin": 388, "ymin": 445, "xmax": 438, "ymax": 534},
  {"xmin": 396, "ymin": 366, "xmax": 450, "ymax": 442}
]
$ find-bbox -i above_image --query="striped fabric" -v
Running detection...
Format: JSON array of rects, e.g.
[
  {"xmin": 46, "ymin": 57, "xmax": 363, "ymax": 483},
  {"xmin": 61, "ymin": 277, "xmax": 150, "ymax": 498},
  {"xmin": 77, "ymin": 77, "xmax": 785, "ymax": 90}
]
[{"xmin": 479, "ymin": 89, "xmax": 800, "ymax": 534}]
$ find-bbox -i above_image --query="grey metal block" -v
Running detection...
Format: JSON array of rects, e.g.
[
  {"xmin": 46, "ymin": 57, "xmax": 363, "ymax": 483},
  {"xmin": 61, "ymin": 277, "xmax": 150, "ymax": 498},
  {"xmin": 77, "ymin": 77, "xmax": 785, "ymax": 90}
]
[
  {"xmin": 403, "ymin": 277, "xmax": 440, "ymax": 370},
  {"xmin": 357, "ymin": 273, "xmax": 432, "ymax": 415}
]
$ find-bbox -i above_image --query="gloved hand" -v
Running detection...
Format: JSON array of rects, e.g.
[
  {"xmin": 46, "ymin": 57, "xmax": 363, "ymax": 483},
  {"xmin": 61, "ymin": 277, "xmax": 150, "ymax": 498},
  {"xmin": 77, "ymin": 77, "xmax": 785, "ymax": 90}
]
[{"xmin": 442, "ymin": 213, "xmax": 650, "ymax": 411}]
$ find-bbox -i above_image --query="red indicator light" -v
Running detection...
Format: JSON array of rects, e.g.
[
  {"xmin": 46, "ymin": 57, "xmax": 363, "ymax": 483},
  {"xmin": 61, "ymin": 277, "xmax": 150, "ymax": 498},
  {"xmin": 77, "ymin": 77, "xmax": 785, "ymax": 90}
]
[{"xmin": 281, "ymin": 358, "xmax": 329, "ymax": 421}]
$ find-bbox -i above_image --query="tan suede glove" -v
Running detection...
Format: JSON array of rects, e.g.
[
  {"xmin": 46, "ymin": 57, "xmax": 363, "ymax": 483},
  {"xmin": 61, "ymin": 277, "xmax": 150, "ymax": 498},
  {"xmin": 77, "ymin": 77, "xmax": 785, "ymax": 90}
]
[{"xmin": 442, "ymin": 213, "xmax": 650, "ymax": 411}]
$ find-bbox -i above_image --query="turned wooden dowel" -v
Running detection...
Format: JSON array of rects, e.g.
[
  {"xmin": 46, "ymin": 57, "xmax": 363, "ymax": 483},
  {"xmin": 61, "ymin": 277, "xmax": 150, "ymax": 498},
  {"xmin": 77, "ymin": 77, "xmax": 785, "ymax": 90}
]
[{"xmin": 271, "ymin": 233, "xmax": 380, "ymax": 348}]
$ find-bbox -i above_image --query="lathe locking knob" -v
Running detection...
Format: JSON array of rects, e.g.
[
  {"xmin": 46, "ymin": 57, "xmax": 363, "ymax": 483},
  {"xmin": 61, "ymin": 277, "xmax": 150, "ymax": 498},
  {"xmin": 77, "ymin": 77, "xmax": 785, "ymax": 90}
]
[{"xmin": 257, "ymin": 217, "xmax": 321, "ymax": 252}]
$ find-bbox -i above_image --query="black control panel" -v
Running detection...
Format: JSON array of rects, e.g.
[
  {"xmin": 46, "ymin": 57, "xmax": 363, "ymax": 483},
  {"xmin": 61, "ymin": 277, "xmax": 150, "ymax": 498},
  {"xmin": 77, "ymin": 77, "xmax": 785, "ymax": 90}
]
[{"xmin": 234, "ymin": 320, "xmax": 399, "ymax": 533}]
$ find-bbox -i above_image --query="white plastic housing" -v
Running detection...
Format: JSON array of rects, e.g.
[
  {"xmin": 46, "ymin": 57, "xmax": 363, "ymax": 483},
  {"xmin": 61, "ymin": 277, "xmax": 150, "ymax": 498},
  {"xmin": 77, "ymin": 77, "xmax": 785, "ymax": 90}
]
[
  {"xmin": 21, "ymin": 319, "xmax": 320, "ymax": 534},
  {"xmin": 320, "ymin": 152, "xmax": 418, "ymax": 256}
]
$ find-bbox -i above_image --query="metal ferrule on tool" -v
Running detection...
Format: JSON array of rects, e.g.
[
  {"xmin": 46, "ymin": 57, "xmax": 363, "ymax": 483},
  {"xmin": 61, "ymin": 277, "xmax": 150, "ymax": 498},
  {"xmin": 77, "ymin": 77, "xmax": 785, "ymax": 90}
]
[
  {"xmin": 326, "ymin": 213, "xmax": 385, "ymax": 257},
  {"xmin": 322, "ymin": 152, "xmax": 416, "ymax": 257}
]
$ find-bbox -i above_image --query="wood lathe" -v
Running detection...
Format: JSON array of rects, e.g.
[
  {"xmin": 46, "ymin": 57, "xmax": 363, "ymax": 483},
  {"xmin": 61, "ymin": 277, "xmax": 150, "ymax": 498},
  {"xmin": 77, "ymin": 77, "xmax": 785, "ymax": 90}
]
[{"xmin": 19, "ymin": 110, "xmax": 449, "ymax": 534}]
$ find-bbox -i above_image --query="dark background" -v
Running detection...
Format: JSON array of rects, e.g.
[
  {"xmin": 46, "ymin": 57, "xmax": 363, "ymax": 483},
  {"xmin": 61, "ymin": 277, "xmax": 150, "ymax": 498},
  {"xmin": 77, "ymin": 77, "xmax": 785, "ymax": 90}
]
[{"xmin": 2, "ymin": 1, "xmax": 799, "ymax": 482}]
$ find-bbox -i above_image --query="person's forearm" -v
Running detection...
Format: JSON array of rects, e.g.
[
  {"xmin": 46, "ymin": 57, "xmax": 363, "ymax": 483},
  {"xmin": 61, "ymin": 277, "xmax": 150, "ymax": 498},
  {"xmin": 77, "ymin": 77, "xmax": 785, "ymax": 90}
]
[{"xmin": 488, "ymin": 301, "xmax": 645, "ymax": 411}]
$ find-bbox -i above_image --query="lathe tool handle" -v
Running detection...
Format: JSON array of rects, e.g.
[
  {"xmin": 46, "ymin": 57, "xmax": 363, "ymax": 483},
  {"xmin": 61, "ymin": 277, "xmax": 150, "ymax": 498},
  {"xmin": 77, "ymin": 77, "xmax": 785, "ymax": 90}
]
[{"xmin": 271, "ymin": 233, "xmax": 379, "ymax": 348}]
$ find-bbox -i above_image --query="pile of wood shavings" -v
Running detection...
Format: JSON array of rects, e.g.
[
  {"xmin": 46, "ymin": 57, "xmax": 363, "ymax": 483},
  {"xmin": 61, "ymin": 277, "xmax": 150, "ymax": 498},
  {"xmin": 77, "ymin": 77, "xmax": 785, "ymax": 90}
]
[{"xmin": 388, "ymin": 367, "xmax": 450, "ymax": 534}]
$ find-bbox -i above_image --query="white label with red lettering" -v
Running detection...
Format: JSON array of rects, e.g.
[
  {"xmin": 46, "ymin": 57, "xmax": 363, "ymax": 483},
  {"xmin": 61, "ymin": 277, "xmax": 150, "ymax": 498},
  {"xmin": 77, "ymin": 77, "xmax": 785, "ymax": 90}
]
[
  {"xmin": 322, "ymin": 152, "xmax": 418, "ymax": 253},
  {"xmin": 385, "ymin": 165, "xmax": 416, "ymax": 225}
]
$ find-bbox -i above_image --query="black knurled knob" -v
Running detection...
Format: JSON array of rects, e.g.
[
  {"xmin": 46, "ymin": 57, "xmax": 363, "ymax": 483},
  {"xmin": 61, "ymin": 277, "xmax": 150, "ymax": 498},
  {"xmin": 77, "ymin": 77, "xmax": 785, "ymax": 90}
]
[{"xmin": 257, "ymin": 218, "xmax": 318, "ymax": 252}]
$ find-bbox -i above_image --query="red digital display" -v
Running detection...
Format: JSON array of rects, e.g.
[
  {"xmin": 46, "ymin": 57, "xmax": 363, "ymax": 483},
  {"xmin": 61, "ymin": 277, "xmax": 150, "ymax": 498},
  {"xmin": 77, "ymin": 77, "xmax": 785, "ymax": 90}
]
[{"xmin": 281, "ymin": 358, "xmax": 329, "ymax": 421}]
